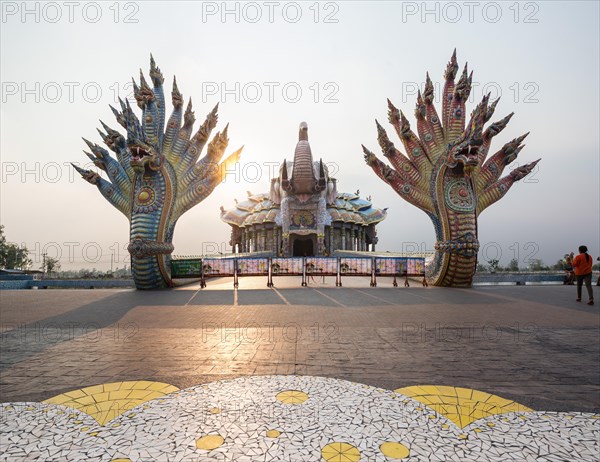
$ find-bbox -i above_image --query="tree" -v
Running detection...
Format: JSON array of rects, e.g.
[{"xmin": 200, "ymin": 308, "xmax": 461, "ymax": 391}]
[
  {"xmin": 507, "ymin": 258, "xmax": 520, "ymax": 272},
  {"xmin": 0, "ymin": 225, "xmax": 32, "ymax": 270},
  {"xmin": 528, "ymin": 259, "xmax": 549, "ymax": 271},
  {"xmin": 42, "ymin": 256, "xmax": 61, "ymax": 276},
  {"xmin": 476, "ymin": 263, "xmax": 488, "ymax": 273}
]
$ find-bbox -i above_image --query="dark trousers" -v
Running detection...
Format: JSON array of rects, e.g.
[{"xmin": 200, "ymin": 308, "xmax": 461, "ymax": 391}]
[{"xmin": 576, "ymin": 273, "xmax": 593, "ymax": 300}]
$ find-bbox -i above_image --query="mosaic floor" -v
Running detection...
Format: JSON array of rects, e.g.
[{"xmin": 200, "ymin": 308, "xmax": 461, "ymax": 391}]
[{"xmin": 1, "ymin": 376, "xmax": 598, "ymax": 461}]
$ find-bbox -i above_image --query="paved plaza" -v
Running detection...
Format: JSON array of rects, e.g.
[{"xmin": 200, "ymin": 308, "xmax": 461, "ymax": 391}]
[{"xmin": 1, "ymin": 280, "xmax": 599, "ymax": 460}]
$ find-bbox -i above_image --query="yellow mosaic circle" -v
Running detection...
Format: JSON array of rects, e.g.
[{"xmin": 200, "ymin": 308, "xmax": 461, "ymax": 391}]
[
  {"xmin": 196, "ymin": 434, "xmax": 224, "ymax": 451},
  {"xmin": 209, "ymin": 407, "xmax": 221, "ymax": 414},
  {"xmin": 380, "ymin": 441, "xmax": 410, "ymax": 459},
  {"xmin": 276, "ymin": 390, "xmax": 309, "ymax": 404},
  {"xmin": 321, "ymin": 442, "xmax": 360, "ymax": 462},
  {"xmin": 266, "ymin": 429, "xmax": 281, "ymax": 438}
]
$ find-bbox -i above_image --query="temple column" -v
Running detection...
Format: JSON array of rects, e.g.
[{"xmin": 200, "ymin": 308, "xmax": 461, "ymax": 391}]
[
  {"xmin": 256, "ymin": 227, "xmax": 261, "ymax": 252},
  {"xmin": 330, "ymin": 227, "xmax": 335, "ymax": 255},
  {"xmin": 357, "ymin": 228, "xmax": 362, "ymax": 251},
  {"xmin": 258, "ymin": 227, "xmax": 266, "ymax": 252},
  {"xmin": 266, "ymin": 227, "xmax": 273, "ymax": 255},
  {"xmin": 275, "ymin": 227, "xmax": 281, "ymax": 255}
]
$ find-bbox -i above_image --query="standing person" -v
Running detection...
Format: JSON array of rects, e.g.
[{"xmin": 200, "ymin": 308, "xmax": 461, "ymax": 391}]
[
  {"xmin": 571, "ymin": 246, "xmax": 594, "ymax": 305},
  {"xmin": 563, "ymin": 254, "xmax": 575, "ymax": 285}
]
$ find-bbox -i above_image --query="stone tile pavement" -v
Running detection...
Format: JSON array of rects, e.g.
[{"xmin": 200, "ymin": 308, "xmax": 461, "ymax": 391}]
[
  {"xmin": 1, "ymin": 279, "xmax": 598, "ymax": 412},
  {"xmin": 1, "ymin": 280, "xmax": 599, "ymax": 461}
]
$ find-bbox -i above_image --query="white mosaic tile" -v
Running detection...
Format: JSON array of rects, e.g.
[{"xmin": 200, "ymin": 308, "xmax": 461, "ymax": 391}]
[{"xmin": 0, "ymin": 376, "xmax": 598, "ymax": 461}]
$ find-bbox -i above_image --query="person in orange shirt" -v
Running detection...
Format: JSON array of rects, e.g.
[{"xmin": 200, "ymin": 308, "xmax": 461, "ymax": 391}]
[{"xmin": 571, "ymin": 245, "xmax": 594, "ymax": 305}]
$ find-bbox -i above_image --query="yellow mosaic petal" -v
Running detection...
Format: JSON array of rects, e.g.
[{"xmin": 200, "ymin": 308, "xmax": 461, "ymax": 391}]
[
  {"xmin": 321, "ymin": 442, "xmax": 361, "ymax": 462},
  {"xmin": 196, "ymin": 434, "xmax": 224, "ymax": 450},
  {"xmin": 394, "ymin": 385, "xmax": 532, "ymax": 428},
  {"xmin": 43, "ymin": 381, "xmax": 179, "ymax": 425},
  {"xmin": 276, "ymin": 390, "xmax": 309, "ymax": 404},
  {"xmin": 380, "ymin": 441, "xmax": 410, "ymax": 459}
]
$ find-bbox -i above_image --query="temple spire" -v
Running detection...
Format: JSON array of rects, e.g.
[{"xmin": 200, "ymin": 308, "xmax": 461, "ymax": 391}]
[{"xmin": 290, "ymin": 122, "xmax": 317, "ymax": 195}]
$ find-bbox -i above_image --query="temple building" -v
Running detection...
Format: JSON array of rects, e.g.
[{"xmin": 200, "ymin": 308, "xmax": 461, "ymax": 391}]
[{"xmin": 220, "ymin": 122, "xmax": 387, "ymax": 256}]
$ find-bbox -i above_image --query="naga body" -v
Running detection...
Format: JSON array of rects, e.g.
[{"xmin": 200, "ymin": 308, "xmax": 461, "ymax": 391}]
[
  {"xmin": 363, "ymin": 51, "xmax": 539, "ymax": 287},
  {"xmin": 73, "ymin": 56, "xmax": 242, "ymax": 289}
]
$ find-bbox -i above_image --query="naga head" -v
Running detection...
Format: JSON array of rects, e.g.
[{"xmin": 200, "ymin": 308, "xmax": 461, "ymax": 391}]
[
  {"xmin": 120, "ymin": 97, "xmax": 163, "ymax": 173},
  {"xmin": 99, "ymin": 120, "xmax": 126, "ymax": 153},
  {"xmin": 129, "ymin": 140, "xmax": 162, "ymax": 173},
  {"xmin": 133, "ymin": 71, "xmax": 155, "ymax": 109},
  {"xmin": 445, "ymin": 93, "xmax": 488, "ymax": 177},
  {"xmin": 71, "ymin": 163, "xmax": 100, "ymax": 184},
  {"xmin": 446, "ymin": 134, "xmax": 482, "ymax": 176}
]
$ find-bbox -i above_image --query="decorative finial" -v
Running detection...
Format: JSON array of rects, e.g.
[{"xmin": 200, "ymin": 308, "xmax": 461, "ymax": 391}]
[{"xmin": 299, "ymin": 121, "xmax": 308, "ymax": 141}]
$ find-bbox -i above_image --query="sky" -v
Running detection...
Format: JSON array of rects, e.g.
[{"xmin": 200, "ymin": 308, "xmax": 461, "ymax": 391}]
[{"xmin": 1, "ymin": 1, "xmax": 599, "ymax": 271}]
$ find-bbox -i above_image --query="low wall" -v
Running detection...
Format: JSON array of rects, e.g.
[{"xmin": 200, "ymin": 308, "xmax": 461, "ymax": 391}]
[
  {"xmin": 473, "ymin": 272, "xmax": 567, "ymax": 285},
  {"xmin": 0, "ymin": 279, "xmax": 135, "ymax": 290},
  {"xmin": 0, "ymin": 280, "xmax": 31, "ymax": 290}
]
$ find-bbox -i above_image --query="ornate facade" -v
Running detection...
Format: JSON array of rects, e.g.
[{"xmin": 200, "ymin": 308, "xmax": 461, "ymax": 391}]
[{"xmin": 221, "ymin": 123, "xmax": 386, "ymax": 256}]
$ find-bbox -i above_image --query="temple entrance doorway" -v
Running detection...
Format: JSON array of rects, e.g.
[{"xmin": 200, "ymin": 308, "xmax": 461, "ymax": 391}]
[{"xmin": 292, "ymin": 237, "xmax": 314, "ymax": 256}]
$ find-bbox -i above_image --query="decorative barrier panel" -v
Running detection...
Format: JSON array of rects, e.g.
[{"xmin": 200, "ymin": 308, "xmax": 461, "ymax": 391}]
[
  {"xmin": 372, "ymin": 257, "xmax": 427, "ymax": 287},
  {"xmin": 405, "ymin": 258, "xmax": 425, "ymax": 276},
  {"xmin": 340, "ymin": 257, "xmax": 372, "ymax": 276},
  {"xmin": 171, "ymin": 259, "xmax": 202, "ymax": 278},
  {"xmin": 271, "ymin": 258, "xmax": 304, "ymax": 276},
  {"xmin": 202, "ymin": 259, "xmax": 236, "ymax": 277},
  {"xmin": 375, "ymin": 257, "xmax": 401, "ymax": 276},
  {"xmin": 306, "ymin": 257, "xmax": 338, "ymax": 276},
  {"xmin": 237, "ymin": 258, "xmax": 269, "ymax": 276}
]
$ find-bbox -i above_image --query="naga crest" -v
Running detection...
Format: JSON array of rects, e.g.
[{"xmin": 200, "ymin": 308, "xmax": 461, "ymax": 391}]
[
  {"xmin": 73, "ymin": 55, "xmax": 242, "ymax": 289},
  {"xmin": 363, "ymin": 50, "xmax": 540, "ymax": 287}
]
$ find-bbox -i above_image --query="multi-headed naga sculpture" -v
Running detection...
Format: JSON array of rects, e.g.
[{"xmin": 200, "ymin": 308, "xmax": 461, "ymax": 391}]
[
  {"xmin": 363, "ymin": 51, "xmax": 540, "ymax": 287},
  {"xmin": 73, "ymin": 56, "xmax": 242, "ymax": 289}
]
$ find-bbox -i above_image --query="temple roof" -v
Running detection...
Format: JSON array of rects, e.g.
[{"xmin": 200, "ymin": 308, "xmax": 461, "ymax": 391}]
[{"xmin": 221, "ymin": 192, "xmax": 387, "ymax": 228}]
